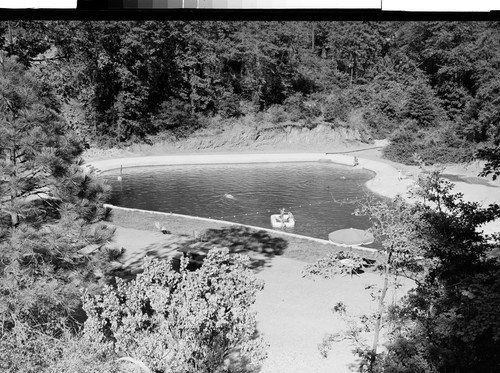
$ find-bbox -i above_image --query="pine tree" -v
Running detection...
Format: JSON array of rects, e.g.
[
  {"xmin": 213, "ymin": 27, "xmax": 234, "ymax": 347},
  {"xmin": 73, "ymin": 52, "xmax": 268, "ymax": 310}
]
[
  {"xmin": 0, "ymin": 53, "xmax": 83, "ymax": 226},
  {"xmin": 403, "ymin": 78, "xmax": 443, "ymax": 128},
  {"xmin": 0, "ymin": 53, "xmax": 116, "ymax": 371}
]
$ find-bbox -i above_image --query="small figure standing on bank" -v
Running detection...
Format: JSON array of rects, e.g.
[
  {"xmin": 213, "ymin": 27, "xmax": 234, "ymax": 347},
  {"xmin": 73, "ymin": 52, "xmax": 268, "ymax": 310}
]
[{"xmin": 353, "ymin": 156, "xmax": 359, "ymax": 167}]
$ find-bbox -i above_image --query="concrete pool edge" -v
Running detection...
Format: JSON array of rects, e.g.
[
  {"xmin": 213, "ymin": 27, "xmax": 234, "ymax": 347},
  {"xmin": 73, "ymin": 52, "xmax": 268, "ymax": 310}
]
[
  {"xmin": 104, "ymin": 203, "xmax": 381, "ymax": 259},
  {"xmin": 85, "ymin": 152, "xmax": 415, "ymax": 202}
]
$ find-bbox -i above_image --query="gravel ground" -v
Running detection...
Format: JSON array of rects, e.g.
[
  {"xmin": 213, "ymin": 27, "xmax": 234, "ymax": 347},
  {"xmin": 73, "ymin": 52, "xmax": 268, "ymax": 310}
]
[{"xmin": 108, "ymin": 207, "xmax": 401, "ymax": 373}]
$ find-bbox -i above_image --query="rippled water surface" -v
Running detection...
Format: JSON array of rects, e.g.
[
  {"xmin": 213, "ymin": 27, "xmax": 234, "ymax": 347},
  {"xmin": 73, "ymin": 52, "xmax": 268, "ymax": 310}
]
[{"xmin": 105, "ymin": 162, "xmax": 378, "ymax": 241}]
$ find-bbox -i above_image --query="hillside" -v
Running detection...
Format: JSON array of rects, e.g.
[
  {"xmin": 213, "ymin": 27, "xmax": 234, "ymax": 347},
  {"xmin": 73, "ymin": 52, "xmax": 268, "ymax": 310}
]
[
  {"xmin": 3, "ymin": 21, "xmax": 499, "ymax": 167},
  {"xmin": 84, "ymin": 120, "xmax": 374, "ymax": 161}
]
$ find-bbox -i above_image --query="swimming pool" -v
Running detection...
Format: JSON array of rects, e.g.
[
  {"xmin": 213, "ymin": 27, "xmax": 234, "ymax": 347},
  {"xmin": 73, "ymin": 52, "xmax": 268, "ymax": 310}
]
[{"xmin": 105, "ymin": 162, "xmax": 378, "ymax": 241}]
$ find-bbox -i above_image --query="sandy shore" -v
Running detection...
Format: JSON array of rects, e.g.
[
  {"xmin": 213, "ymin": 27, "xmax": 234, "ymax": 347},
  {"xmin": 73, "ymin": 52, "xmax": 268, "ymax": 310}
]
[{"xmin": 91, "ymin": 146, "xmax": 499, "ymax": 372}]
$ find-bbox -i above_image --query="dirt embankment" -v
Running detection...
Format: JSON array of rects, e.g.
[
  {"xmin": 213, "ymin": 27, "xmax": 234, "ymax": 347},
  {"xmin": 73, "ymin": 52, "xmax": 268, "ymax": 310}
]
[
  {"xmin": 178, "ymin": 123, "xmax": 371, "ymax": 151},
  {"xmin": 83, "ymin": 123, "xmax": 373, "ymax": 161}
]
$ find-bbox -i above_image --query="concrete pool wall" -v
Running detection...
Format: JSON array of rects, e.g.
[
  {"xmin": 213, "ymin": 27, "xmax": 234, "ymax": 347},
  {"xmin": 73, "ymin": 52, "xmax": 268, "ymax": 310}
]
[{"xmin": 103, "ymin": 203, "xmax": 381, "ymax": 259}]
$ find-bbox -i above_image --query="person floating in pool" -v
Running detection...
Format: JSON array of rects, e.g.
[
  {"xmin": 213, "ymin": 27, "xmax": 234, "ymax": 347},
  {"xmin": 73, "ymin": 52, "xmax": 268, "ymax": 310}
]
[{"xmin": 279, "ymin": 208, "xmax": 290, "ymax": 223}]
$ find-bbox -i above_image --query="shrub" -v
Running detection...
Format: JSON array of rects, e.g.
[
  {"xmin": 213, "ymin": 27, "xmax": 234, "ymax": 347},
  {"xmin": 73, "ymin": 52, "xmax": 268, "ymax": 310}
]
[
  {"xmin": 323, "ymin": 93, "xmax": 350, "ymax": 123},
  {"xmin": 263, "ymin": 104, "xmax": 288, "ymax": 124},
  {"xmin": 217, "ymin": 92, "xmax": 243, "ymax": 118},
  {"xmin": 283, "ymin": 93, "xmax": 322, "ymax": 122},
  {"xmin": 0, "ymin": 329, "xmax": 122, "ymax": 373},
  {"xmin": 384, "ymin": 120, "xmax": 476, "ymax": 165},
  {"xmin": 283, "ymin": 93, "xmax": 307, "ymax": 121},
  {"xmin": 83, "ymin": 249, "xmax": 267, "ymax": 373},
  {"xmin": 383, "ymin": 123, "xmax": 422, "ymax": 164},
  {"xmin": 363, "ymin": 110, "xmax": 398, "ymax": 139},
  {"xmin": 151, "ymin": 99, "xmax": 205, "ymax": 139}
]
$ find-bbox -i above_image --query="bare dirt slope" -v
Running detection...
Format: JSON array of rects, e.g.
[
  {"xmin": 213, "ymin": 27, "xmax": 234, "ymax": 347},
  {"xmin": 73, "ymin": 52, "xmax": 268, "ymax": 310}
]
[{"xmin": 83, "ymin": 123, "xmax": 373, "ymax": 161}]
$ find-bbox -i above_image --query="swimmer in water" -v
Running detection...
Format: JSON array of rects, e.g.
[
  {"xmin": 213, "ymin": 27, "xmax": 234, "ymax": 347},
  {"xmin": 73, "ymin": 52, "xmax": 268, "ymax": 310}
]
[{"xmin": 224, "ymin": 193, "xmax": 236, "ymax": 200}]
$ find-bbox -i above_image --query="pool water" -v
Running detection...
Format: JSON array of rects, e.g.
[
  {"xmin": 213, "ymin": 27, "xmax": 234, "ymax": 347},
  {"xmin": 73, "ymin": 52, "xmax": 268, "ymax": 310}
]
[{"xmin": 105, "ymin": 162, "xmax": 378, "ymax": 242}]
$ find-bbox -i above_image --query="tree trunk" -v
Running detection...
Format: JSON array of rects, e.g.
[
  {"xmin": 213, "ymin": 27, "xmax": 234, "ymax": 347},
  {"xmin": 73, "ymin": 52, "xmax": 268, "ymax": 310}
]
[
  {"xmin": 311, "ymin": 23, "xmax": 315, "ymax": 51},
  {"xmin": 9, "ymin": 141, "xmax": 19, "ymax": 227},
  {"xmin": 370, "ymin": 252, "xmax": 391, "ymax": 370},
  {"xmin": 8, "ymin": 21, "xmax": 14, "ymax": 55}
]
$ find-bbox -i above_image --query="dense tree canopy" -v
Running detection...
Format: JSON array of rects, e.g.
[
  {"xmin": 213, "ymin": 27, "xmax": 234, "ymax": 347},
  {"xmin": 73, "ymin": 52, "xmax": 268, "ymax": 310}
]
[{"xmin": 1, "ymin": 20, "xmax": 498, "ymax": 164}]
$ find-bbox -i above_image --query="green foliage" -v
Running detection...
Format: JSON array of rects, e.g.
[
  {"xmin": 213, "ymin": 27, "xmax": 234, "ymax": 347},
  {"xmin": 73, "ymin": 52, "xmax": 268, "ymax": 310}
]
[
  {"xmin": 384, "ymin": 120, "xmax": 475, "ymax": 165},
  {"xmin": 380, "ymin": 172, "xmax": 500, "ymax": 373},
  {"xmin": 151, "ymin": 99, "xmax": 205, "ymax": 139},
  {"xmin": 322, "ymin": 92, "xmax": 351, "ymax": 123},
  {"xmin": 2, "ymin": 21, "xmax": 500, "ymax": 163},
  {"xmin": 304, "ymin": 196, "xmax": 424, "ymax": 371},
  {"xmin": 0, "ymin": 54, "xmax": 88, "ymax": 226},
  {"xmin": 263, "ymin": 104, "xmax": 288, "ymax": 124},
  {"xmin": 360, "ymin": 78, "xmax": 407, "ymax": 138},
  {"xmin": 282, "ymin": 93, "xmax": 318, "ymax": 121},
  {"xmin": 478, "ymin": 145, "xmax": 500, "ymax": 180},
  {"xmin": 382, "ymin": 123, "xmax": 421, "ymax": 164},
  {"xmin": 217, "ymin": 91, "xmax": 243, "ymax": 118},
  {"xmin": 308, "ymin": 173, "xmax": 500, "ymax": 372},
  {"xmin": 0, "ymin": 54, "xmax": 117, "ymax": 372},
  {"xmin": 326, "ymin": 22, "xmax": 389, "ymax": 84},
  {"xmin": 402, "ymin": 79, "xmax": 443, "ymax": 128},
  {"xmin": 0, "ymin": 328, "xmax": 123, "ymax": 373},
  {"xmin": 303, "ymin": 251, "xmax": 367, "ymax": 279},
  {"xmin": 83, "ymin": 249, "xmax": 267, "ymax": 373}
]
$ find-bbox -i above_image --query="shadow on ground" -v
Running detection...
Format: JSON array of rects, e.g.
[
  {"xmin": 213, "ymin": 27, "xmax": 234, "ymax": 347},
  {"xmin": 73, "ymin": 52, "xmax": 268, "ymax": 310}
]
[
  {"xmin": 202, "ymin": 226, "xmax": 288, "ymax": 270},
  {"xmin": 110, "ymin": 226, "xmax": 288, "ymax": 279}
]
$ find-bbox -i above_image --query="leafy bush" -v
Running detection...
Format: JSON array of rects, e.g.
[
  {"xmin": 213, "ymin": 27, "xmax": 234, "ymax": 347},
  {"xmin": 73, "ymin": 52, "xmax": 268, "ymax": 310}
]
[
  {"xmin": 217, "ymin": 92, "xmax": 243, "ymax": 118},
  {"xmin": 363, "ymin": 110, "xmax": 398, "ymax": 139},
  {"xmin": 151, "ymin": 99, "xmax": 205, "ymax": 139},
  {"xmin": 323, "ymin": 93, "xmax": 350, "ymax": 123},
  {"xmin": 362, "ymin": 82, "xmax": 407, "ymax": 138},
  {"xmin": 282, "ymin": 93, "xmax": 307, "ymax": 121},
  {"xmin": 383, "ymin": 122, "xmax": 422, "ymax": 164},
  {"xmin": 263, "ymin": 104, "xmax": 288, "ymax": 124},
  {"xmin": 83, "ymin": 249, "xmax": 267, "ymax": 373},
  {"xmin": 283, "ymin": 93, "xmax": 322, "ymax": 122},
  {"xmin": 0, "ymin": 329, "xmax": 122, "ymax": 373},
  {"xmin": 384, "ymin": 120, "xmax": 475, "ymax": 165},
  {"xmin": 381, "ymin": 172, "xmax": 500, "ymax": 373}
]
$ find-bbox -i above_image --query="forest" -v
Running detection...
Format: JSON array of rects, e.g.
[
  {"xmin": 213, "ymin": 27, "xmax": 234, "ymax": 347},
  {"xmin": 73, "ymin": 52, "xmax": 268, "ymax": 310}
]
[
  {"xmin": 0, "ymin": 20, "xmax": 500, "ymax": 373},
  {"xmin": 1, "ymin": 21, "xmax": 500, "ymax": 163}
]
